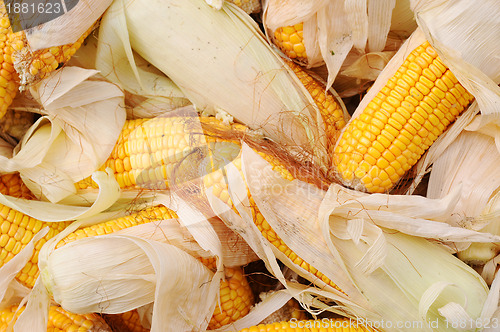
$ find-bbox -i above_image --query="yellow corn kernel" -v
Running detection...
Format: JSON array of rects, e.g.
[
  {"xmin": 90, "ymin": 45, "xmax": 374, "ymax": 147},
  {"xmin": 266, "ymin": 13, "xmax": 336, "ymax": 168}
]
[
  {"xmin": 0, "ymin": 204, "xmax": 71, "ymax": 288},
  {"xmin": 285, "ymin": 60, "xmax": 348, "ymax": 152},
  {"xmin": 209, "ymin": 266, "xmax": 254, "ymax": 329},
  {"xmin": 56, "ymin": 205, "xmax": 178, "ymax": 248},
  {"xmin": 0, "ymin": 3, "xmax": 18, "ymax": 120},
  {"xmin": 273, "ymin": 23, "xmax": 307, "ymax": 62},
  {"xmin": 0, "ymin": 172, "xmax": 34, "ymax": 199},
  {"xmin": 75, "ymin": 117, "xmax": 246, "ymax": 190},
  {"xmin": 333, "ymin": 41, "xmax": 474, "ymax": 193}
]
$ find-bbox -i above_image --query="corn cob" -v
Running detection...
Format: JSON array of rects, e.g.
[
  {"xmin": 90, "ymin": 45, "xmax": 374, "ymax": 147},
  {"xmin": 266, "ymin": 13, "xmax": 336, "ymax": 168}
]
[
  {"xmin": 77, "ymin": 115, "xmax": 342, "ymax": 292},
  {"xmin": 0, "ymin": 304, "xmax": 112, "ymax": 331},
  {"xmin": 0, "ymin": 172, "xmax": 34, "ymax": 199},
  {"xmin": 238, "ymin": 319, "xmax": 375, "ymax": 332},
  {"xmin": 273, "ymin": 24, "xmax": 306, "ymax": 64},
  {"xmin": 56, "ymin": 205, "xmax": 177, "ymax": 248},
  {"xmin": 75, "ymin": 116, "xmax": 244, "ymax": 190},
  {"xmin": 226, "ymin": 0, "xmax": 261, "ymax": 14},
  {"xmin": 204, "ymin": 152, "xmax": 343, "ymax": 293},
  {"xmin": 209, "ymin": 266, "xmax": 254, "ymax": 329},
  {"xmin": 0, "ymin": 1, "xmax": 93, "ymax": 120},
  {"xmin": 57, "ymin": 205, "xmax": 254, "ymax": 330},
  {"xmin": 0, "ymin": 2, "xmax": 19, "ymax": 120},
  {"xmin": 285, "ymin": 59, "xmax": 347, "ymax": 151},
  {"xmin": 9, "ymin": 24, "xmax": 95, "ymax": 87},
  {"xmin": 0, "ymin": 204, "xmax": 71, "ymax": 288},
  {"xmin": 0, "ymin": 109, "xmax": 34, "ymax": 141},
  {"xmin": 332, "ymin": 41, "xmax": 474, "ymax": 193}
]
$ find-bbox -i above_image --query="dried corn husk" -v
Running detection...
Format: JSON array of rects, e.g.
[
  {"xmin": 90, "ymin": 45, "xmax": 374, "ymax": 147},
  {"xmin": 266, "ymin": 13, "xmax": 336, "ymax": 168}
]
[
  {"xmin": 207, "ymin": 143, "xmax": 497, "ymax": 331},
  {"xmin": 0, "ymin": 67, "xmax": 125, "ymax": 202},
  {"xmin": 17, "ymin": 234, "xmax": 219, "ymax": 332},
  {"xmin": 263, "ymin": 0, "xmax": 416, "ymax": 89},
  {"xmin": 20, "ymin": 0, "xmax": 112, "ymax": 51},
  {"xmin": 94, "ymin": 11, "xmax": 190, "ymax": 110},
  {"xmin": 99, "ymin": 0, "xmax": 332, "ymax": 165}
]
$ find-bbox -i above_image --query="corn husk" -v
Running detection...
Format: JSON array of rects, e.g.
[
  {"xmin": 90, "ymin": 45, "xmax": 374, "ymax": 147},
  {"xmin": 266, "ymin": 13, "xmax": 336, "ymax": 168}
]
[
  {"xmin": 13, "ymin": 200, "xmax": 229, "ymax": 332},
  {"xmin": 15, "ymin": 234, "xmax": 219, "ymax": 332},
  {"xmin": 94, "ymin": 10, "xmax": 190, "ymax": 110},
  {"xmin": 206, "ymin": 143, "xmax": 496, "ymax": 330},
  {"xmin": 0, "ymin": 67, "xmax": 125, "ymax": 203},
  {"xmin": 263, "ymin": 0, "xmax": 416, "ymax": 90},
  {"xmin": 100, "ymin": 0, "xmax": 331, "ymax": 164},
  {"xmin": 20, "ymin": 0, "xmax": 112, "ymax": 51}
]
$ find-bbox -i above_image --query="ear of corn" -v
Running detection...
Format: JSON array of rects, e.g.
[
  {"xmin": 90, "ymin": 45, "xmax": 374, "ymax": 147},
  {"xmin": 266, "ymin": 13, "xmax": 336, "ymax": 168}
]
[
  {"xmin": 75, "ymin": 116, "xmax": 243, "ymax": 190},
  {"xmin": 285, "ymin": 59, "xmax": 349, "ymax": 151},
  {"xmin": 0, "ymin": 304, "xmax": 112, "ymax": 331},
  {"xmin": 9, "ymin": 24, "xmax": 95, "ymax": 87},
  {"xmin": 332, "ymin": 41, "xmax": 474, "ymax": 193},
  {"xmin": 238, "ymin": 319, "xmax": 375, "ymax": 332},
  {"xmin": 0, "ymin": 109, "xmax": 34, "ymax": 142},
  {"xmin": 0, "ymin": 1, "xmax": 94, "ymax": 120},
  {"xmin": 0, "ymin": 2, "xmax": 19, "ymax": 120},
  {"xmin": 203, "ymin": 143, "xmax": 344, "ymax": 294},
  {"xmin": 0, "ymin": 204, "xmax": 72, "ymax": 288},
  {"xmin": 0, "ymin": 172, "xmax": 33, "ymax": 199},
  {"xmin": 209, "ymin": 266, "xmax": 254, "ymax": 329}
]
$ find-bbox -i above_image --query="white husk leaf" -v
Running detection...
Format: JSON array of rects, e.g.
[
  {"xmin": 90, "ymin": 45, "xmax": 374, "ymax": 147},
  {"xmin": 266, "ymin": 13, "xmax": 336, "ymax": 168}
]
[
  {"xmin": 18, "ymin": 235, "xmax": 218, "ymax": 332},
  {"xmin": 340, "ymin": 51, "xmax": 396, "ymax": 81},
  {"xmin": 0, "ymin": 67, "xmax": 125, "ymax": 202},
  {"xmin": 262, "ymin": 0, "xmax": 329, "ymax": 32},
  {"xmin": 95, "ymin": 1, "xmax": 189, "ymax": 106},
  {"xmin": 318, "ymin": 0, "xmax": 353, "ymax": 90},
  {"xmin": 411, "ymin": 0, "xmax": 500, "ymax": 141},
  {"xmin": 427, "ymin": 131, "xmax": 500, "ymax": 226},
  {"xmin": 0, "ymin": 170, "xmax": 120, "ymax": 222},
  {"xmin": 233, "ymin": 144, "xmax": 490, "ymax": 330},
  {"xmin": 344, "ymin": 0, "xmax": 368, "ymax": 52},
  {"xmin": 23, "ymin": 0, "xmax": 112, "ymax": 51},
  {"xmin": 106, "ymin": 0, "xmax": 327, "ymax": 162},
  {"xmin": 366, "ymin": 0, "xmax": 396, "ymax": 52}
]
